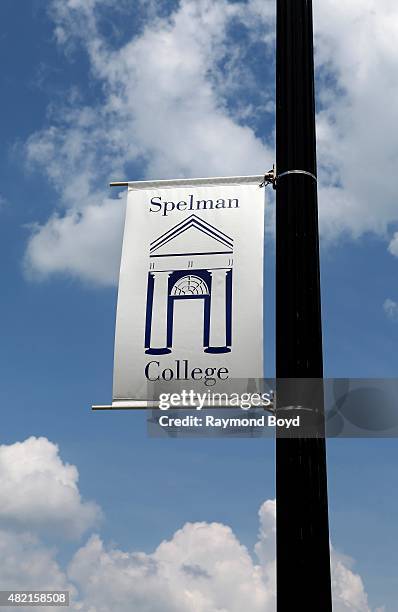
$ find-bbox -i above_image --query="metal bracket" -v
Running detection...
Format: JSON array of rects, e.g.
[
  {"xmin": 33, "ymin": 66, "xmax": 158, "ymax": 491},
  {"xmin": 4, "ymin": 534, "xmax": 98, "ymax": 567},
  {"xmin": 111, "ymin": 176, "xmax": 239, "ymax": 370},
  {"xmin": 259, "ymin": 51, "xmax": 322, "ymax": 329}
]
[
  {"xmin": 259, "ymin": 166, "xmax": 318, "ymax": 190},
  {"xmin": 259, "ymin": 164, "xmax": 277, "ymax": 189}
]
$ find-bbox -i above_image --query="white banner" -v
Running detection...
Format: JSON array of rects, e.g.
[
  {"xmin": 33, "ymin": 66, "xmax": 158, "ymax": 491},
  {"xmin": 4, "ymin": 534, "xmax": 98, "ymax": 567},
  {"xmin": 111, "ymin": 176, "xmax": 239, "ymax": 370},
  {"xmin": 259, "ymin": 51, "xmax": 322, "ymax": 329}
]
[{"xmin": 112, "ymin": 176, "xmax": 265, "ymax": 405}]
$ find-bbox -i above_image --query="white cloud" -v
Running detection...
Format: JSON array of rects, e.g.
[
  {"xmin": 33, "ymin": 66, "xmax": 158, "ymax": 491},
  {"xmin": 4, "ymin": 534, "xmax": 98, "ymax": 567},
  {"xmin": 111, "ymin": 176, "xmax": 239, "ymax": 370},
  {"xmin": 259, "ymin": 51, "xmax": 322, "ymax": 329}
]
[
  {"xmin": 314, "ymin": 0, "xmax": 398, "ymax": 241},
  {"xmin": 388, "ymin": 232, "xmax": 398, "ymax": 257},
  {"xmin": 0, "ymin": 529, "xmax": 71, "ymax": 591},
  {"xmin": 68, "ymin": 524, "xmax": 272, "ymax": 612},
  {"xmin": 0, "ymin": 523, "xmax": 376, "ymax": 612},
  {"xmin": 331, "ymin": 548, "xmax": 372, "ymax": 612},
  {"xmin": 24, "ymin": 196, "xmax": 125, "ymax": 285},
  {"xmin": 254, "ymin": 499, "xmax": 276, "ymax": 567},
  {"xmin": 65, "ymin": 499, "xmax": 374, "ymax": 612},
  {"xmin": 0, "ymin": 509, "xmax": 376, "ymax": 612},
  {"xmin": 0, "ymin": 437, "xmax": 101, "ymax": 538},
  {"xmin": 23, "ymin": 0, "xmax": 274, "ymax": 286},
  {"xmin": 21, "ymin": 0, "xmax": 398, "ymax": 284},
  {"xmin": 0, "ymin": 436, "xmax": 379, "ymax": 611},
  {"xmin": 383, "ymin": 298, "xmax": 398, "ymax": 321}
]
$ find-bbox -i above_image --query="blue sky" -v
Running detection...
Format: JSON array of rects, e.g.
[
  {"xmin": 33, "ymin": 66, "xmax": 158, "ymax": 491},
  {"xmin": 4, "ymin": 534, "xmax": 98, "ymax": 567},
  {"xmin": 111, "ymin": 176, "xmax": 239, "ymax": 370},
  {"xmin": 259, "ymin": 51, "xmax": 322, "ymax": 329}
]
[{"xmin": 0, "ymin": 0, "xmax": 398, "ymax": 610}]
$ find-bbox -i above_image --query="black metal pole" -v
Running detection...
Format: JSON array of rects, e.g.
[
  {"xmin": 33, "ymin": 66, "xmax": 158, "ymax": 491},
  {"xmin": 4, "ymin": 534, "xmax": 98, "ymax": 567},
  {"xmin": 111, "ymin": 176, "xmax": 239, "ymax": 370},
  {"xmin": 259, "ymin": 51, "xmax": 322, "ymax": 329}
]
[{"xmin": 275, "ymin": 1, "xmax": 332, "ymax": 610}]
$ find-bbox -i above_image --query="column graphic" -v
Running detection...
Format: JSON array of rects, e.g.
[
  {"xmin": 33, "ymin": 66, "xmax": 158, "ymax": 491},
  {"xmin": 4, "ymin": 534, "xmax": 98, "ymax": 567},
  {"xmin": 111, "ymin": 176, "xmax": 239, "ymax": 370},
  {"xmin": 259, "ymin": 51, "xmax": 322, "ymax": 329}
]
[
  {"xmin": 205, "ymin": 269, "xmax": 231, "ymax": 353},
  {"xmin": 145, "ymin": 271, "xmax": 171, "ymax": 354}
]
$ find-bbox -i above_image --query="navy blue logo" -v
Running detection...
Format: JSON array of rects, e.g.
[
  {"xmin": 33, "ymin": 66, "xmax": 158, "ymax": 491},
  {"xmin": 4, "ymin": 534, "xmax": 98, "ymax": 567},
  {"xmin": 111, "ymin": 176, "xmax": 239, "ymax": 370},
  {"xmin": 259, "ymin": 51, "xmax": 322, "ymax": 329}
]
[{"xmin": 145, "ymin": 215, "xmax": 233, "ymax": 355}]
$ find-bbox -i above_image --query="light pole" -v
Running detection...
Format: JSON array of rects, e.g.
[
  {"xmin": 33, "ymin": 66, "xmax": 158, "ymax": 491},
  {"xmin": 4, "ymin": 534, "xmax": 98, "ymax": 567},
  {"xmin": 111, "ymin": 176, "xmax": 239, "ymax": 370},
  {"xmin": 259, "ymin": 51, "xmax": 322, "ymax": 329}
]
[{"xmin": 275, "ymin": 1, "xmax": 332, "ymax": 609}]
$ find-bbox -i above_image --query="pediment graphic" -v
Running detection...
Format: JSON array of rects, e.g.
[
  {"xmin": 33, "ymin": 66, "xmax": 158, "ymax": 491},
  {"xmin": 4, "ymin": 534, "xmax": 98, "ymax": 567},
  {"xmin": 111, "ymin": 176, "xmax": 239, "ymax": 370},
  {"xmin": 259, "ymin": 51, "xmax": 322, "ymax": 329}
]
[{"xmin": 150, "ymin": 215, "xmax": 233, "ymax": 257}]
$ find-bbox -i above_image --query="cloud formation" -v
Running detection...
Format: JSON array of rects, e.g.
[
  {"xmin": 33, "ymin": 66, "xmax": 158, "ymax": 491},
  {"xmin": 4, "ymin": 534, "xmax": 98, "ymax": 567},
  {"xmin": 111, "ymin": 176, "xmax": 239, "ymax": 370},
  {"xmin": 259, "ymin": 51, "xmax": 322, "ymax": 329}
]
[
  {"xmin": 22, "ymin": 0, "xmax": 398, "ymax": 285},
  {"xmin": 0, "ymin": 529, "xmax": 72, "ymax": 593},
  {"xmin": 24, "ymin": 0, "xmax": 274, "ymax": 286},
  {"xmin": 63, "ymin": 499, "xmax": 374, "ymax": 611},
  {"xmin": 0, "ymin": 437, "xmax": 101, "ymax": 538},
  {"xmin": 0, "ymin": 436, "xmax": 379, "ymax": 611},
  {"xmin": 314, "ymin": 0, "xmax": 398, "ymax": 240},
  {"xmin": 383, "ymin": 297, "xmax": 398, "ymax": 321},
  {"xmin": 68, "ymin": 523, "xmax": 272, "ymax": 612}
]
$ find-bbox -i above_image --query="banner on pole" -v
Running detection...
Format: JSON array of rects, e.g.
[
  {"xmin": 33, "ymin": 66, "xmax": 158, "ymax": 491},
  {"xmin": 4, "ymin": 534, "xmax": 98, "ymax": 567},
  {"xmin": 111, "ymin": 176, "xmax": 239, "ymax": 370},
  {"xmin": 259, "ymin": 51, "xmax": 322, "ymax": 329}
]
[{"xmin": 112, "ymin": 176, "xmax": 265, "ymax": 406}]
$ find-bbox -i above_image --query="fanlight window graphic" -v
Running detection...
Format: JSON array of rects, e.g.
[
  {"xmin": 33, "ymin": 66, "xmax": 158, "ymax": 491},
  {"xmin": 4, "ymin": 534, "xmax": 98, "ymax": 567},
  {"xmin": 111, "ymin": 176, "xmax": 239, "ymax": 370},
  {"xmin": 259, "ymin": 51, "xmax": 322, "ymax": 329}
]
[{"xmin": 171, "ymin": 275, "xmax": 209, "ymax": 297}]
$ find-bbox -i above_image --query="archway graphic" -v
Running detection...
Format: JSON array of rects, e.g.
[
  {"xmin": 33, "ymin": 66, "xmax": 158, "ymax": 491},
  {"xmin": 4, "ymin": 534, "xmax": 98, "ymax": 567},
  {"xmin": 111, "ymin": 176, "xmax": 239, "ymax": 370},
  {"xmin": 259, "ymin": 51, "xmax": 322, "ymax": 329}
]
[{"xmin": 145, "ymin": 216, "xmax": 233, "ymax": 355}]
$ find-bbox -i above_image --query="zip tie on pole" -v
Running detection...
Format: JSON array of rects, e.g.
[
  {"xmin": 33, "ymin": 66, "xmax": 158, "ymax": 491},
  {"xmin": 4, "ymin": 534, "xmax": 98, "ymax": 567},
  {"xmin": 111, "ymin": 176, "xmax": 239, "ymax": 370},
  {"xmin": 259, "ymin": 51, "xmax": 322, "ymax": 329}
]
[{"xmin": 277, "ymin": 169, "xmax": 317, "ymax": 182}]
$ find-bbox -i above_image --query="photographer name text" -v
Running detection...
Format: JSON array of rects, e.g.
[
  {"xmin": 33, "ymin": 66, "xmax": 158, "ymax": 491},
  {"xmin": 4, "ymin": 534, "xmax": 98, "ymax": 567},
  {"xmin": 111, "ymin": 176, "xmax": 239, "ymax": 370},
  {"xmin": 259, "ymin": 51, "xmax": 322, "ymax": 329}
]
[{"xmin": 158, "ymin": 415, "xmax": 300, "ymax": 429}]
